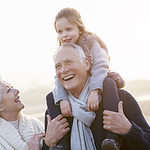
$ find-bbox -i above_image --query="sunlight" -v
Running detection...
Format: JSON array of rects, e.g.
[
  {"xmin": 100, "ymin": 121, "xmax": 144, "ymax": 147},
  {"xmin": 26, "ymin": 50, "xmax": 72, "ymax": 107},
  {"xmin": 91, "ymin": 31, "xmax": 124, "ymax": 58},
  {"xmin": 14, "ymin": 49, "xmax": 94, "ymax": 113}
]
[{"xmin": 0, "ymin": 0, "xmax": 150, "ymax": 87}]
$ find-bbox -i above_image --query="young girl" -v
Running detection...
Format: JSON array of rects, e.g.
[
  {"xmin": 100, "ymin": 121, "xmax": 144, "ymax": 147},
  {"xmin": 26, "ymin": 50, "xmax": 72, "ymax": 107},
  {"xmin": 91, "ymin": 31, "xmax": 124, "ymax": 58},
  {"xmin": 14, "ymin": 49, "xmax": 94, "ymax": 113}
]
[{"xmin": 52, "ymin": 7, "xmax": 122, "ymax": 150}]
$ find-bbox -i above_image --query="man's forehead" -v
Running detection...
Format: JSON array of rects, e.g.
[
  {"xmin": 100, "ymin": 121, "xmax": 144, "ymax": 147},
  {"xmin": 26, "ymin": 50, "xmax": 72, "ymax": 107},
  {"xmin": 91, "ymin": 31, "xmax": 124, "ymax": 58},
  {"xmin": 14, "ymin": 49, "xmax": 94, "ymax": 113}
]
[{"xmin": 55, "ymin": 47, "xmax": 77, "ymax": 63}]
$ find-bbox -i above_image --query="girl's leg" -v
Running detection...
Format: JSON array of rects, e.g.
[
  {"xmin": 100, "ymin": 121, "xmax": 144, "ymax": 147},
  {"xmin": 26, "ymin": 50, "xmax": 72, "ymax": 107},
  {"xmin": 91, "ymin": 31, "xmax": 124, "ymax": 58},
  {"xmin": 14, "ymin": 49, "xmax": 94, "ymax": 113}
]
[
  {"xmin": 103, "ymin": 77, "xmax": 120, "ymax": 112},
  {"xmin": 101, "ymin": 77, "xmax": 121, "ymax": 150}
]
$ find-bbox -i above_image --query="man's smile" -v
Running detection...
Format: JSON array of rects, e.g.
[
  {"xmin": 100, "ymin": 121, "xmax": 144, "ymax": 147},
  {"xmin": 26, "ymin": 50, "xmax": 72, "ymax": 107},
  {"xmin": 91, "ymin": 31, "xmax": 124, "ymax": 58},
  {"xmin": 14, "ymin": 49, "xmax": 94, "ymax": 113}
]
[{"xmin": 63, "ymin": 74, "xmax": 75, "ymax": 81}]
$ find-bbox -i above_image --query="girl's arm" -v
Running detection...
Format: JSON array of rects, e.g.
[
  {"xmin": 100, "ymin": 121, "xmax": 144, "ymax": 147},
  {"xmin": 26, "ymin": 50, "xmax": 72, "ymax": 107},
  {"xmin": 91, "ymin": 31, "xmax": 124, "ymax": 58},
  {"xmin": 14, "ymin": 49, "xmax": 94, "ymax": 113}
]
[
  {"xmin": 53, "ymin": 77, "xmax": 68, "ymax": 104},
  {"xmin": 89, "ymin": 40, "xmax": 109, "ymax": 92}
]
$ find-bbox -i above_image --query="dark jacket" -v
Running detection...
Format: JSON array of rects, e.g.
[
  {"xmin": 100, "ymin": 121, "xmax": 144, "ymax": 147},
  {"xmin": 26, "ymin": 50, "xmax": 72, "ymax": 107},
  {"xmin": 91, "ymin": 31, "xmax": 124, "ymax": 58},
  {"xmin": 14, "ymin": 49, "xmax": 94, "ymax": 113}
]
[{"xmin": 42, "ymin": 89, "xmax": 150, "ymax": 150}]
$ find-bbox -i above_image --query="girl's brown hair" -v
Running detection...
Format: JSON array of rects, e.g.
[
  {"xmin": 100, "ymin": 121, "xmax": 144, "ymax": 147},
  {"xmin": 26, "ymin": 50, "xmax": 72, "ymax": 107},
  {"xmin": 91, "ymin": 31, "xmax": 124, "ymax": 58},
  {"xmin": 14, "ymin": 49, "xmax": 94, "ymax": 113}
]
[{"xmin": 54, "ymin": 8, "xmax": 108, "ymax": 52}]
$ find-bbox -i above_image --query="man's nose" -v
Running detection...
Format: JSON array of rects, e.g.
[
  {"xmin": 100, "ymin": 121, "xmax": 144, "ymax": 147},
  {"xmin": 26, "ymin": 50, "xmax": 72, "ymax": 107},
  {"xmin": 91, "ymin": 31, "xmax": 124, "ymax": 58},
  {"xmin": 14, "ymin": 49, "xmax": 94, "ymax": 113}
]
[{"xmin": 60, "ymin": 65, "xmax": 69, "ymax": 73}]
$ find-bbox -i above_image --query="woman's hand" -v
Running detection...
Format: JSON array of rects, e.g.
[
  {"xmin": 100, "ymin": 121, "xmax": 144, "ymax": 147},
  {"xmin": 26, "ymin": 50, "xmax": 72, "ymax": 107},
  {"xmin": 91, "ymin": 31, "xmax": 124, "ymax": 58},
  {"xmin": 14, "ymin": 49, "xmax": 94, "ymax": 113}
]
[{"xmin": 27, "ymin": 133, "xmax": 45, "ymax": 150}]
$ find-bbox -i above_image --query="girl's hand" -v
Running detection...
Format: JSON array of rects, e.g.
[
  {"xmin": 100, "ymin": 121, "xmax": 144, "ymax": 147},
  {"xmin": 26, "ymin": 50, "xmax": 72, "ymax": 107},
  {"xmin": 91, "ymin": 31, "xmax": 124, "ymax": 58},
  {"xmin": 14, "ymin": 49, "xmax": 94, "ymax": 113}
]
[
  {"xmin": 87, "ymin": 89, "xmax": 102, "ymax": 112},
  {"xmin": 60, "ymin": 100, "xmax": 72, "ymax": 117}
]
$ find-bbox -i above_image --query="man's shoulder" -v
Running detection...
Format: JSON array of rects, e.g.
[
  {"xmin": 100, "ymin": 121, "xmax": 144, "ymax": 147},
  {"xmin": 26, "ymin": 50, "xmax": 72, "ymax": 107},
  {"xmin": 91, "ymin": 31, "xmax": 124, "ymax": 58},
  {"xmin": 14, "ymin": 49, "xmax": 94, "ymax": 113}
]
[
  {"xmin": 46, "ymin": 92, "xmax": 53, "ymax": 100},
  {"xmin": 46, "ymin": 92, "xmax": 61, "ymax": 119},
  {"xmin": 46, "ymin": 92, "xmax": 56, "ymax": 107}
]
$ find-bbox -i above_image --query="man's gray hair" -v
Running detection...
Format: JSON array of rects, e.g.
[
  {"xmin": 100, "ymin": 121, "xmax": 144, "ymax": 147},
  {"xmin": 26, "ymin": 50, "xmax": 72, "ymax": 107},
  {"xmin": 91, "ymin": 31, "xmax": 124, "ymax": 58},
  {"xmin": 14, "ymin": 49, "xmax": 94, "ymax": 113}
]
[{"xmin": 54, "ymin": 43, "xmax": 86, "ymax": 62}]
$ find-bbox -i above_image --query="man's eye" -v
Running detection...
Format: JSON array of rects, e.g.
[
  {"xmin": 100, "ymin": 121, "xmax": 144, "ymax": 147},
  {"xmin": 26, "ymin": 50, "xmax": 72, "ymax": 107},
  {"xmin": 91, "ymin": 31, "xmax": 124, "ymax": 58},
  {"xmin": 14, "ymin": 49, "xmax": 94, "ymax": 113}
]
[{"xmin": 56, "ymin": 65, "xmax": 61, "ymax": 69}]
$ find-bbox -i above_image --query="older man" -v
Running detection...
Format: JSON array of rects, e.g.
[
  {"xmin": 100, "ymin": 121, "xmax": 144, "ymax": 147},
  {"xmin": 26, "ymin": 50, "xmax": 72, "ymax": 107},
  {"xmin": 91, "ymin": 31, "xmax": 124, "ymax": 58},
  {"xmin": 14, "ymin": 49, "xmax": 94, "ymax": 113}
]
[
  {"xmin": 44, "ymin": 43, "xmax": 150, "ymax": 150},
  {"xmin": 0, "ymin": 80, "xmax": 69, "ymax": 150}
]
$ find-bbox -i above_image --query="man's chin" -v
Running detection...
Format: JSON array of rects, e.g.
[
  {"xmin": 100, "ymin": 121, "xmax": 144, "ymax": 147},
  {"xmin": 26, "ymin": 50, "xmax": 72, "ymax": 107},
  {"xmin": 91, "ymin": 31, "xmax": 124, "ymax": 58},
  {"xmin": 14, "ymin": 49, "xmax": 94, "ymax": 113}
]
[{"xmin": 64, "ymin": 84, "xmax": 75, "ymax": 92}]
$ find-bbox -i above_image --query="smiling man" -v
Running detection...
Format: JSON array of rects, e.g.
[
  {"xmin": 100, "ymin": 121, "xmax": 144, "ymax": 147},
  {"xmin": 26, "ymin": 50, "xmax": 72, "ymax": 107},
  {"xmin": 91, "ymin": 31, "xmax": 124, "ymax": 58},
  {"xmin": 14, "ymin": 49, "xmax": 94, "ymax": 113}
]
[
  {"xmin": 54, "ymin": 44, "xmax": 90, "ymax": 98},
  {"xmin": 44, "ymin": 43, "xmax": 150, "ymax": 150}
]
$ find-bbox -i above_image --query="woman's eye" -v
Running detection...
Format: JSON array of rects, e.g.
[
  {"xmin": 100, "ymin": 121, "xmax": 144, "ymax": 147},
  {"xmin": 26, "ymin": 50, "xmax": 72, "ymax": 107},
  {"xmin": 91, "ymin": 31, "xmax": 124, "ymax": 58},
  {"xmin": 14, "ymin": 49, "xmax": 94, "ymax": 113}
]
[{"xmin": 7, "ymin": 88, "xmax": 11, "ymax": 93}]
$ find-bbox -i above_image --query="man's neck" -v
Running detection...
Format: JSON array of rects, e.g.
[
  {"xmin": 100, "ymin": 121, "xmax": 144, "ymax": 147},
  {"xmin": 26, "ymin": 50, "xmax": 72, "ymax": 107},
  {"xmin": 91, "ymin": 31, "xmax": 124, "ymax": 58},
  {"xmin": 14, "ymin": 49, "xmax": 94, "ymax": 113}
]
[
  {"xmin": 70, "ymin": 78, "xmax": 89, "ymax": 98},
  {"xmin": 70, "ymin": 91, "xmax": 80, "ymax": 98},
  {"xmin": 70, "ymin": 85, "xmax": 85, "ymax": 98}
]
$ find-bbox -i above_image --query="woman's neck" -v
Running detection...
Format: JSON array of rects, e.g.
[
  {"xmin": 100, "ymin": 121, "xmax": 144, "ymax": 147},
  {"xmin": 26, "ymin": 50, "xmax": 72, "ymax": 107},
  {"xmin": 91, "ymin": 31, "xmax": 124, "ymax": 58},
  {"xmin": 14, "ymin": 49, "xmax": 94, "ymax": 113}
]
[{"xmin": 1, "ymin": 111, "xmax": 20, "ymax": 121}]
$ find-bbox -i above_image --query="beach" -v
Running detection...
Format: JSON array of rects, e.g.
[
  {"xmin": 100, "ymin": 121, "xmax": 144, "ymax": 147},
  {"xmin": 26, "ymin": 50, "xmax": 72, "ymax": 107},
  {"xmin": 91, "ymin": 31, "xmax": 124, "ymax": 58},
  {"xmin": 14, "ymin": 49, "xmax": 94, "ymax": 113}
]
[{"xmin": 22, "ymin": 80, "xmax": 150, "ymax": 124}]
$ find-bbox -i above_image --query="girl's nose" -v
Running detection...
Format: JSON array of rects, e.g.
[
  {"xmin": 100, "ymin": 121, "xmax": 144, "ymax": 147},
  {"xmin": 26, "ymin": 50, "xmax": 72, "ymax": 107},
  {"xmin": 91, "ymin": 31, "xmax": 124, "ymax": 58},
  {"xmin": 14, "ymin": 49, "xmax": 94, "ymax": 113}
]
[{"xmin": 62, "ymin": 31, "xmax": 67, "ymax": 37}]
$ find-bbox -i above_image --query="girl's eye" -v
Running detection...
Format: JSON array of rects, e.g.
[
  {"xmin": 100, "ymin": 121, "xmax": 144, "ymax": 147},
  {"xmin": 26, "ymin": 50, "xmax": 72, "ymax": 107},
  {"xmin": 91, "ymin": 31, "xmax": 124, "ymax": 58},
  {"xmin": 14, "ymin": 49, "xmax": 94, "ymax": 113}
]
[{"xmin": 66, "ymin": 27, "xmax": 72, "ymax": 31}]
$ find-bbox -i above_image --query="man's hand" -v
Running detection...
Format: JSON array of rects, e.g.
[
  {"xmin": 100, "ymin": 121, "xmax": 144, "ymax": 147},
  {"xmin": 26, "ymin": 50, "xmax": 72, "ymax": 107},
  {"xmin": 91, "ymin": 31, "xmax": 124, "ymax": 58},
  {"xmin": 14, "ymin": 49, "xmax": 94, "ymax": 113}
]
[
  {"xmin": 60, "ymin": 100, "xmax": 72, "ymax": 117},
  {"xmin": 87, "ymin": 89, "xmax": 102, "ymax": 112},
  {"xmin": 44, "ymin": 114, "xmax": 70, "ymax": 147},
  {"xmin": 27, "ymin": 133, "xmax": 45, "ymax": 150},
  {"xmin": 103, "ymin": 101, "xmax": 132, "ymax": 135}
]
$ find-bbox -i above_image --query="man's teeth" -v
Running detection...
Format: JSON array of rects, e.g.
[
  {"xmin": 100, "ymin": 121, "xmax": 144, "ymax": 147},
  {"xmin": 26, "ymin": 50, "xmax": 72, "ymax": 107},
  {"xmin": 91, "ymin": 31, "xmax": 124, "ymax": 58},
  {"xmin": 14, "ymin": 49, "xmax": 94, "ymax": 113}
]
[{"xmin": 63, "ymin": 75, "xmax": 74, "ymax": 81}]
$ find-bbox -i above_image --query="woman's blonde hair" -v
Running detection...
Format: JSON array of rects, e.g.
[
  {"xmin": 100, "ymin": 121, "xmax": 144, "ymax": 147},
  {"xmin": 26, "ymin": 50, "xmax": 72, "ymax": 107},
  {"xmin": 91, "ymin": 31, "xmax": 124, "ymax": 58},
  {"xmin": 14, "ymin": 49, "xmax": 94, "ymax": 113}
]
[
  {"xmin": 0, "ymin": 81, "xmax": 5, "ymax": 103},
  {"xmin": 54, "ymin": 7, "xmax": 108, "ymax": 51}
]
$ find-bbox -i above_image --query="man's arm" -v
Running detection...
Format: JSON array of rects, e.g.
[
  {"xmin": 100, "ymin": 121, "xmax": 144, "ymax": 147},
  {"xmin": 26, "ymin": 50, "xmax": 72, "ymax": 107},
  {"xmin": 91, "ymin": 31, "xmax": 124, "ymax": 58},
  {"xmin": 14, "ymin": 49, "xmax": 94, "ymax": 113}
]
[
  {"xmin": 123, "ymin": 121, "xmax": 150, "ymax": 150},
  {"xmin": 103, "ymin": 90, "xmax": 150, "ymax": 150},
  {"xmin": 121, "ymin": 90, "xmax": 150, "ymax": 150},
  {"xmin": 43, "ymin": 114, "xmax": 69, "ymax": 149}
]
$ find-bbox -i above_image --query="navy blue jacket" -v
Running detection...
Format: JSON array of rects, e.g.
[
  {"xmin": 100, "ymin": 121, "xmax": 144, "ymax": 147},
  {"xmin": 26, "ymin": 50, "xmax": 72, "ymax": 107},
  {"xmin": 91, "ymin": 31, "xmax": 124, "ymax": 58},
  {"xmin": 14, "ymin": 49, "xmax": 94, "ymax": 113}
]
[{"xmin": 42, "ymin": 89, "xmax": 150, "ymax": 150}]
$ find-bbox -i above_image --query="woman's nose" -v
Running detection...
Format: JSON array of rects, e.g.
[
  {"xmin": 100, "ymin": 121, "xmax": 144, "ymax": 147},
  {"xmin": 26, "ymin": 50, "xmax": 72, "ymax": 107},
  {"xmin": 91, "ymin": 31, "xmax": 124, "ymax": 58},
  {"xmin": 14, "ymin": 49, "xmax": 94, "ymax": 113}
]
[{"xmin": 14, "ymin": 89, "xmax": 19, "ymax": 95}]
